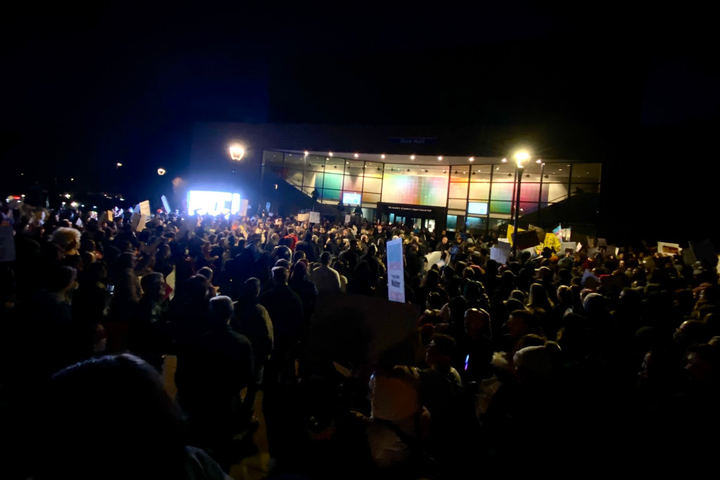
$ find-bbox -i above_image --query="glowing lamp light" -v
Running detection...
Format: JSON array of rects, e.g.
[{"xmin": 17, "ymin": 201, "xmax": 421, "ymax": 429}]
[
  {"xmin": 381, "ymin": 154, "xmax": 386, "ymax": 159},
  {"xmin": 229, "ymin": 145, "xmax": 245, "ymax": 161},
  {"xmin": 514, "ymin": 150, "xmax": 530, "ymax": 167},
  {"xmin": 438, "ymin": 156, "xmax": 443, "ymax": 161},
  {"xmin": 354, "ymin": 153, "xmax": 359, "ymax": 158},
  {"xmin": 304, "ymin": 151, "xmax": 309, "ymax": 156},
  {"xmin": 536, "ymin": 159, "xmax": 542, "ymax": 163},
  {"xmin": 410, "ymin": 155, "xmax": 416, "ymax": 160},
  {"xmin": 64, "ymin": 193, "xmax": 71, "ymax": 199},
  {"xmin": 501, "ymin": 158, "xmax": 507, "ymax": 163},
  {"xmin": 469, "ymin": 157, "xmax": 474, "ymax": 162},
  {"xmin": 328, "ymin": 152, "xmax": 334, "ymax": 157},
  {"xmin": 116, "ymin": 163, "xmax": 123, "ymax": 167},
  {"xmin": 157, "ymin": 168, "xmax": 166, "ymax": 176}
]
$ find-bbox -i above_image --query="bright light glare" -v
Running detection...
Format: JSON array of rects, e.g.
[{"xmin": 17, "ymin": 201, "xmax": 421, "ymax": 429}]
[
  {"xmin": 381, "ymin": 154, "xmax": 386, "ymax": 159},
  {"xmin": 354, "ymin": 153, "xmax": 359, "ymax": 158},
  {"xmin": 157, "ymin": 168, "xmax": 166, "ymax": 176},
  {"xmin": 515, "ymin": 150, "xmax": 530, "ymax": 161},
  {"xmin": 229, "ymin": 145, "xmax": 245, "ymax": 161},
  {"xmin": 328, "ymin": 152, "xmax": 334, "ymax": 156},
  {"xmin": 116, "ymin": 163, "xmax": 123, "ymax": 167},
  {"xmin": 438, "ymin": 156, "xmax": 443, "ymax": 161},
  {"xmin": 410, "ymin": 155, "xmax": 415, "ymax": 160},
  {"xmin": 64, "ymin": 193, "xmax": 71, "ymax": 199},
  {"xmin": 304, "ymin": 151, "xmax": 309, "ymax": 156},
  {"xmin": 501, "ymin": 158, "xmax": 507, "ymax": 163},
  {"xmin": 187, "ymin": 190, "xmax": 242, "ymax": 216},
  {"xmin": 469, "ymin": 157, "xmax": 474, "ymax": 162}
]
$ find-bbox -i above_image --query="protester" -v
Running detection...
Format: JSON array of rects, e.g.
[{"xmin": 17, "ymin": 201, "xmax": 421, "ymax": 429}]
[{"xmin": 3, "ymin": 201, "xmax": 720, "ymax": 477}]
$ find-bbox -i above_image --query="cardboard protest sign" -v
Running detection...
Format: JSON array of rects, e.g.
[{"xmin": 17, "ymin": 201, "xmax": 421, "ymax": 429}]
[
  {"xmin": 513, "ymin": 230, "xmax": 540, "ymax": 250},
  {"xmin": 657, "ymin": 242, "xmax": 681, "ymax": 256},
  {"xmin": 0, "ymin": 226, "xmax": 16, "ymax": 262},
  {"xmin": 139, "ymin": 200, "xmax": 151, "ymax": 217},
  {"xmin": 161, "ymin": 195, "xmax": 171, "ymax": 213},
  {"xmin": 297, "ymin": 213, "xmax": 310, "ymax": 222},
  {"xmin": 131, "ymin": 212, "xmax": 146, "ymax": 232},
  {"xmin": 309, "ymin": 212, "xmax": 320, "ymax": 223}
]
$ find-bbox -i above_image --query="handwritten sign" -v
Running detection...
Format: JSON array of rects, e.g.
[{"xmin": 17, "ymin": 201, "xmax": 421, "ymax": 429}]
[{"xmin": 387, "ymin": 238, "xmax": 406, "ymax": 303}]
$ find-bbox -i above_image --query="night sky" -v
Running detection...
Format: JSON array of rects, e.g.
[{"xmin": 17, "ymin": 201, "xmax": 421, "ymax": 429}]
[{"xmin": 2, "ymin": 2, "xmax": 718, "ymax": 242}]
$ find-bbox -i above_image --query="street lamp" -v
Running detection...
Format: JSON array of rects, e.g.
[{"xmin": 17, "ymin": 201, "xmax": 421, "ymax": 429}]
[
  {"xmin": 229, "ymin": 145, "xmax": 245, "ymax": 161},
  {"xmin": 512, "ymin": 150, "xmax": 531, "ymax": 257}
]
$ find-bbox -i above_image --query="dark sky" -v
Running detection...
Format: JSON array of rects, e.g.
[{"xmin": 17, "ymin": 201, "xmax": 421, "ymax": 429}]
[{"xmin": 2, "ymin": 2, "xmax": 719, "ymax": 240}]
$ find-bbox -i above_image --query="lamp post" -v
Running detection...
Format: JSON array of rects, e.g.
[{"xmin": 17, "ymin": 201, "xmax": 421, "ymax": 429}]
[{"xmin": 512, "ymin": 150, "xmax": 530, "ymax": 258}]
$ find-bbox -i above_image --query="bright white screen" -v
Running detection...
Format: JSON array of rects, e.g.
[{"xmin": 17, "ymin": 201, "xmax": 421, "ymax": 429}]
[
  {"xmin": 188, "ymin": 190, "xmax": 241, "ymax": 215},
  {"xmin": 343, "ymin": 192, "xmax": 362, "ymax": 205},
  {"xmin": 468, "ymin": 202, "xmax": 488, "ymax": 215}
]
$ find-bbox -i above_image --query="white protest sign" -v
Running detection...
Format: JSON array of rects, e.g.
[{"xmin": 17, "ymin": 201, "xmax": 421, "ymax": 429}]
[
  {"xmin": 345, "ymin": 214, "xmax": 351, "ymax": 225},
  {"xmin": 561, "ymin": 242, "xmax": 576, "ymax": 255},
  {"xmin": 240, "ymin": 199, "xmax": 249, "ymax": 217},
  {"xmin": 425, "ymin": 251, "xmax": 442, "ymax": 271},
  {"xmin": 309, "ymin": 211, "xmax": 320, "ymax": 223},
  {"xmin": 139, "ymin": 200, "xmax": 151, "ymax": 217},
  {"xmin": 297, "ymin": 213, "xmax": 310, "ymax": 222},
  {"xmin": 161, "ymin": 195, "xmax": 171, "ymax": 213},
  {"xmin": 0, "ymin": 226, "xmax": 16, "ymax": 262},
  {"xmin": 490, "ymin": 246, "xmax": 510, "ymax": 265},
  {"xmin": 75, "ymin": 218, "xmax": 83, "ymax": 227},
  {"xmin": 387, "ymin": 238, "xmax": 406, "ymax": 303},
  {"xmin": 131, "ymin": 212, "xmax": 146, "ymax": 232},
  {"xmin": 657, "ymin": 242, "xmax": 681, "ymax": 256}
]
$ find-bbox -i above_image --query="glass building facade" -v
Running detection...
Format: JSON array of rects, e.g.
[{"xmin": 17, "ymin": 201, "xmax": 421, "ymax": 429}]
[{"xmin": 262, "ymin": 150, "xmax": 601, "ymax": 234}]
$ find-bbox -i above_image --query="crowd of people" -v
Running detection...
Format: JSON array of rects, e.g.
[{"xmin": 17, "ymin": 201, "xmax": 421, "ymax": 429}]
[{"xmin": 1, "ymin": 202, "xmax": 719, "ymax": 479}]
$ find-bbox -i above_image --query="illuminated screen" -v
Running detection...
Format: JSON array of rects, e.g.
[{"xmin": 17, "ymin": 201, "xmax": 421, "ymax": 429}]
[
  {"xmin": 187, "ymin": 190, "xmax": 241, "ymax": 215},
  {"xmin": 468, "ymin": 202, "xmax": 488, "ymax": 215},
  {"xmin": 343, "ymin": 192, "xmax": 362, "ymax": 205},
  {"xmin": 381, "ymin": 175, "xmax": 448, "ymax": 207}
]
